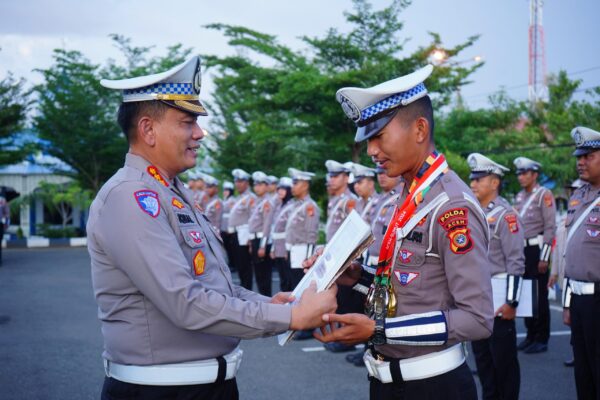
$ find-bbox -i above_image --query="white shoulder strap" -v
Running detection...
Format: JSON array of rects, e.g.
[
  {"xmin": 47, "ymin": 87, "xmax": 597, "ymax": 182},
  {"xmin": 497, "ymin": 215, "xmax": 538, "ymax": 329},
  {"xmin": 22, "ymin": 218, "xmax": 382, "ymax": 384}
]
[
  {"xmin": 566, "ymin": 198, "xmax": 600, "ymax": 246},
  {"xmin": 518, "ymin": 187, "xmax": 540, "ymax": 219}
]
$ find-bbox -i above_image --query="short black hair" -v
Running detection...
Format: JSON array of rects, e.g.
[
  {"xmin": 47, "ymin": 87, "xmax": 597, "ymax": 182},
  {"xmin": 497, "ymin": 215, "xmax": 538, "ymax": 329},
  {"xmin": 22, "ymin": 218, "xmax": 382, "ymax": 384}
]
[
  {"xmin": 395, "ymin": 96, "xmax": 435, "ymax": 139},
  {"xmin": 117, "ymin": 101, "xmax": 170, "ymax": 143}
]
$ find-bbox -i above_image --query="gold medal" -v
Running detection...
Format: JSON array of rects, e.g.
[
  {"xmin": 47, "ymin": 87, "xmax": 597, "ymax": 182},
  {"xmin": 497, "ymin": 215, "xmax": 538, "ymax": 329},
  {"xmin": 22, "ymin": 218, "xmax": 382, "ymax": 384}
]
[{"xmin": 387, "ymin": 285, "xmax": 397, "ymax": 317}]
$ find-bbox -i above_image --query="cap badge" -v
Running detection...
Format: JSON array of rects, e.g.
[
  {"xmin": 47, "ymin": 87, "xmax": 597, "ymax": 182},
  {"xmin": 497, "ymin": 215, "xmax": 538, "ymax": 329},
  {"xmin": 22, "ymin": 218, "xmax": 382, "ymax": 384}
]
[{"xmin": 338, "ymin": 94, "xmax": 361, "ymax": 122}]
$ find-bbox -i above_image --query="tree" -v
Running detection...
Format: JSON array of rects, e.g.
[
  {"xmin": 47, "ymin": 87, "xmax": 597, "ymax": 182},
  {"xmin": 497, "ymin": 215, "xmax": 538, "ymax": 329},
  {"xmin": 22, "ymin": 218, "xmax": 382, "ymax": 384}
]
[
  {"xmin": 203, "ymin": 0, "xmax": 482, "ymax": 187},
  {"xmin": 0, "ymin": 66, "xmax": 31, "ymax": 166},
  {"xmin": 32, "ymin": 36, "xmax": 192, "ymax": 192}
]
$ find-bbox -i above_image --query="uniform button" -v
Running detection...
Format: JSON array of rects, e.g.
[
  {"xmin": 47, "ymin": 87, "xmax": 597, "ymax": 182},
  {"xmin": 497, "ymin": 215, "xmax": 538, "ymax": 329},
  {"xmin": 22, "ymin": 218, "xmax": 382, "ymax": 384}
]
[{"xmin": 444, "ymin": 177, "xmax": 450, "ymax": 183}]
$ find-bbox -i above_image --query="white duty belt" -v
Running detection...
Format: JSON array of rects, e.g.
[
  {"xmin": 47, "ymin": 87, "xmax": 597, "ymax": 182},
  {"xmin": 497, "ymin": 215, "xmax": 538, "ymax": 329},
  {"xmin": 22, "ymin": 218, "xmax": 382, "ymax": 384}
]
[
  {"xmin": 363, "ymin": 344, "xmax": 464, "ymax": 383},
  {"xmin": 271, "ymin": 232, "xmax": 286, "ymax": 240},
  {"xmin": 104, "ymin": 348, "xmax": 243, "ymax": 386},
  {"xmin": 569, "ymin": 279, "xmax": 597, "ymax": 296}
]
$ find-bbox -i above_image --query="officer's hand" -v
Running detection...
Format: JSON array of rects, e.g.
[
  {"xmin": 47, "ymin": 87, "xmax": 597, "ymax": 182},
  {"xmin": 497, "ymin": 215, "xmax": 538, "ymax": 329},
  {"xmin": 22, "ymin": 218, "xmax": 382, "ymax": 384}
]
[
  {"xmin": 548, "ymin": 274, "xmax": 557, "ymax": 288},
  {"xmin": 336, "ymin": 261, "xmax": 362, "ymax": 286},
  {"xmin": 269, "ymin": 251, "xmax": 275, "ymax": 260},
  {"xmin": 271, "ymin": 292, "xmax": 295, "ymax": 305},
  {"xmin": 495, "ymin": 303, "xmax": 517, "ymax": 320},
  {"xmin": 302, "ymin": 246, "xmax": 325, "ymax": 272},
  {"xmin": 290, "ymin": 281, "xmax": 337, "ymax": 331},
  {"xmin": 258, "ymin": 247, "xmax": 266, "ymax": 258},
  {"xmin": 538, "ymin": 261, "xmax": 549, "ymax": 274},
  {"xmin": 313, "ymin": 313, "xmax": 375, "ymax": 346},
  {"xmin": 563, "ymin": 308, "xmax": 571, "ymax": 326}
]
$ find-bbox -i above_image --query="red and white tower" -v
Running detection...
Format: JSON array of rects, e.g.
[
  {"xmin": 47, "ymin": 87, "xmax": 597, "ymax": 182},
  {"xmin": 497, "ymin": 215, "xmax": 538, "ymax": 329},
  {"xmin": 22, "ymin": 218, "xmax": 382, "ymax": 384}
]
[{"xmin": 529, "ymin": 0, "xmax": 548, "ymax": 103}]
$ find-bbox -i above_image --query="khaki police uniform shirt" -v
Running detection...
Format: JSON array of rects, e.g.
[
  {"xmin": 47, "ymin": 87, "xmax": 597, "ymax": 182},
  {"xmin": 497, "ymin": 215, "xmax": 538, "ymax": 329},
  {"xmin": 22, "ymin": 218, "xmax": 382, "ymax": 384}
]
[
  {"xmin": 377, "ymin": 170, "xmax": 493, "ymax": 359},
  {"xmin": 220, "ymin": 195, "xmax": 236, "ymax": 232},
  {"xmin": 514, "ymin": 184, "xmax": 556, "ymax": 244},
  {"xmin": 326, "ymin": 188, "xmax": 360, "ymax": 241},
  {"xmin": 485, "ymin": 196, "xmax": 525, "ymax": 277},
  {"xmin": 228, "ymin": 190, "xmax": 257, "ymax": 232},
  {"xmin": 204, "ymin": 195, "xmax": 223, "ymax": 232},
  {"xmin": 285, "ymin": 196, "xmax": 320, "ymax": 246},
  {"xmin": 87, "ymin": 154, "xmax": 291, "ymax": 366},
  {"xmin": 359, "ymin": 192, "xmax": 379, "ymax": 226},
  {"xmin": 564, "ymin": 184, "xmax": 600, "ymax": 281},
  {"xmin": 248, "ymin": 195, "xmax": 274, "ymax": 244},
  {"xmin": 271, "ymin": 199, "xmax": 296, "ymax": 258}
]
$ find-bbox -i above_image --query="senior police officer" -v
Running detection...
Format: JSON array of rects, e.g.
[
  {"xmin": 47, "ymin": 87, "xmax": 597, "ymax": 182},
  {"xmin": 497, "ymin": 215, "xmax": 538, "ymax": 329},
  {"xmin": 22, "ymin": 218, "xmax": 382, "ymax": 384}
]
[
  {"xmin": 228, "ymin": 168, "xmax": 256, "ymax": 290},
  {"xmin": 513, "ymin": 156, "xmax": 556, "ymax": 354},
  {"xmin": 562, "ymin": 126, "xmax": 600, "ymax": 399},
  {"xmin": 203, "ymin": 175, "xmax": 223, "ymax": 232},
  {"xmin": 270, "ymin": 177, "xmax": 294, "ymax": 292},
  {"xmin": 313, "ymin": 64, "xmax": 494, "ymax": 400},
  {"xmin": 468, "ymin": 153, "xmax": 525, "ymax": 400},
  {"xmin": 248, "ymin": 171, "xmax": 275, "ymax": 296},
  {"xmin": 89, "ymin": 56, "xmax": 337, "ymax": 400}
]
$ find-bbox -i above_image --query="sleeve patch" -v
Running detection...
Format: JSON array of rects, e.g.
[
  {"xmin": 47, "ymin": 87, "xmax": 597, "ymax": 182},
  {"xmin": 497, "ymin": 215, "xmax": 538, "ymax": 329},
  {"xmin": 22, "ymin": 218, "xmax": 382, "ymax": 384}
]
[
  {"xmin": 307, "ymin": 204, "xmax": 315, "ymax": 217},
  {"xmin": 263, "ymin": 201, "xmax": 270, "ymax": 213},
  {"xmin": 544, "ymin": 192, "xmax": 554, "ymax": 208},
  {"xmin": 134, "ymin": 190, "xmax": 160, "ymax": 218},
  {"xmin": 346, "ymin": 199, "xmax": 356, "ymax": 211},
  {"xmin": 215, "ymin": 202, "xmax": 221, "ymax": 210},
  {"xmin": 504, "ymin": 214, "xmax": 519, "ymax": 233},
  {"xmin": 438, "ymin": 208, "xmax": 473, "ymax": 254}
]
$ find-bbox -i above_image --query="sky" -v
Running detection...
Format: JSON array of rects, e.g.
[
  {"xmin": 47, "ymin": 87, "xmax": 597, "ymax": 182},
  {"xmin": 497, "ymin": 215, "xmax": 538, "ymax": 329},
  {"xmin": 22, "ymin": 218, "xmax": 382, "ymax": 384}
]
[{"xmin": 1, "ymin": 0, "xmax": 599, "ymax": 114}]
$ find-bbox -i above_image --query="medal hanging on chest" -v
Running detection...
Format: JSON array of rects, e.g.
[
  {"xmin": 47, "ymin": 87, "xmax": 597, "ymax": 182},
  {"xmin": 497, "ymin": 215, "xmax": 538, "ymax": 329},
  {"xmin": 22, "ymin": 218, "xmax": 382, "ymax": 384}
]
[{"xmin": 366, "ymin": 152, "xmax": 448, "ymax": 343}]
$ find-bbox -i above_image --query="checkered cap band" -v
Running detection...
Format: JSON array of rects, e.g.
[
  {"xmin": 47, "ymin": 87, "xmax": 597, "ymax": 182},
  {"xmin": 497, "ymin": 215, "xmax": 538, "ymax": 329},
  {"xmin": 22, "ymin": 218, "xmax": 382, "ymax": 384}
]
[
  {"xmin": 124, "ymin": 83, "xmax": 194, "ymax": 96},
  {"xmin": 360, "ymin": 83, "xmax": 426, "ymax": 122},
  {"xmin": 580, "ymin": 140, "xmax": 600, "ymax": 148}
]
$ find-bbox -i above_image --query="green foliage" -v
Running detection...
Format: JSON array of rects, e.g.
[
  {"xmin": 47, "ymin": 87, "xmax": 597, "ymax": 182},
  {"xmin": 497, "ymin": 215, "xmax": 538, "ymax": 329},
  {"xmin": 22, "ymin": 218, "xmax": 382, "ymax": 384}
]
[
  {"xmin": 36, "ymin": 224, "xmax": 78, "ymax": 238},
  {"xmin": 0, "ymin": 67, "xmax": 31, "ymax": 166},
  {"xmin": 203, "ymin": 0, "xmax": 482, "ymax": 187},
  {"xmin": 32, "ymin": 36, "xmax": 193, "ymax": 193}
]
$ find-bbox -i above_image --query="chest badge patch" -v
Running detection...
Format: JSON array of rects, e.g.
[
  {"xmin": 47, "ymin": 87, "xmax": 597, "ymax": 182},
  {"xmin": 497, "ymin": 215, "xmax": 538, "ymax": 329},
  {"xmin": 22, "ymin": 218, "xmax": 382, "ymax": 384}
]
[
  {"xmin": 589, "ymin": 216, "xmax": 599, "ymax": 224},
  {"xmin": 587, "ymin": 229, "xmax": 600, "ymax": 238},
  {"xmin": 394, "ymin": 271, "xmax": 420, "ymax": 286},
  {"xmin": 134, "ymin": 190, "xmax": 160, "ymax": 218},
  {"xmin": 189, "ymin": 231, "xmax": 203, "ymax": 244},
  {"xmin": 504, "ymin": 214, "xmax": 519, "ymax": 234},
  {"xmin": 398, "ymin": 249, "xmax": 414, "ymax": 263},
  {"xmin": 193, "ymin": 250, "xmax": 206, "ymax": 276},
  {"xmin": 172, "ymin": 198, "xmax": 184, "ymax": 209}
]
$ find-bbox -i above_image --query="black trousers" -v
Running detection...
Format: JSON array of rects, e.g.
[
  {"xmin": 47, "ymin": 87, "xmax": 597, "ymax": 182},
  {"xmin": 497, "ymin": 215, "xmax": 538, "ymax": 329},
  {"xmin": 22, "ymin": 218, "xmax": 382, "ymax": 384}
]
[
  {"xmin": 101, "ymin": 377, "xmax": 239, "ymax": 400},
  {"xmin": 220, "ymin": 232, "xmax": 237, "ymax": 272},
  {"xmin": 524, "ymin": 244, "xmax": 550, "ymax": 344},
  {"xmin": 290, "ymin": 265, "xmax": 305, "ymax": 288},
  {"xmin": 472, "ymin": 318, "xmax": 520, "ymax": 400},
  {"xmin": 369, "ymin": 362, "xmax": 477, "ymax": 400},
  {"xmin": 273, "ymin": 257, "xmax": 292, "ymax": 292},
  {"xmin": 0, "ymin": 223, "xmax": 4, "ymax": 264},
  {"xmin": 571, "ymin": 293, "xmax": 600, "ymax": 400},
  {"xmin": 250, "ymin": 238, "xmax": 272, "ymax": 296},
  {"xmin": 231, "ymin": 235, "xmax": 252, "ymax": 291}
]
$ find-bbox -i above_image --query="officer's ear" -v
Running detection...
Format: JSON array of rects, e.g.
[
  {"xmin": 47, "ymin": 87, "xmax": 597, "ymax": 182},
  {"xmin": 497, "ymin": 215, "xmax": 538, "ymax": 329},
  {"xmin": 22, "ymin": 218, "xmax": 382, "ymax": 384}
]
[
  {"xmin": 137, "ymin": 115, "xmax": 157, "ymax": 147},
  {"xmin": 414, "ymin": 116, "xmax": 430, "ymax": 145}
]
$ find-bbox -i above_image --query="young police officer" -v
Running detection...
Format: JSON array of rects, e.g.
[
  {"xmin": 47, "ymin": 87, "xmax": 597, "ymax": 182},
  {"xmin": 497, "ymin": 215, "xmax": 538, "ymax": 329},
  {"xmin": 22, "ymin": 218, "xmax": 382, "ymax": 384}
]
[{"xmin": 313, "ymin": 65, "xmax": 493, "ymax": 400}]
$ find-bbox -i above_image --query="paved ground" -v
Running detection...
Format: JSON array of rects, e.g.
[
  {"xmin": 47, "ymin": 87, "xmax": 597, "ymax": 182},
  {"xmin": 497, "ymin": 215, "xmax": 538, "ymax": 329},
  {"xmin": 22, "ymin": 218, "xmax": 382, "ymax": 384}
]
[{"xmin": 0, "ymin": 248, "xmax": 577, "ymax": 399}]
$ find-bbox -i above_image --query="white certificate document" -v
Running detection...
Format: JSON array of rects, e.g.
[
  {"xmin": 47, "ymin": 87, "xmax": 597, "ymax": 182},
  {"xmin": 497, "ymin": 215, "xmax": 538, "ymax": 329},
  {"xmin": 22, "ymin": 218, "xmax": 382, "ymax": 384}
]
[
  {"xmin": 236, "ymin": 225, "xmax": 249, "ymax": 246},
  {"xmin": 491, "ymin": 276, "xmax": 535, "ymax": 318},
  {"xmin": 278, "ymin": 210, "xmax": 373, "ymax": 346},
  {"xmin": 290, "ymin": 244, "xmax": 309, "ymax": 269}
]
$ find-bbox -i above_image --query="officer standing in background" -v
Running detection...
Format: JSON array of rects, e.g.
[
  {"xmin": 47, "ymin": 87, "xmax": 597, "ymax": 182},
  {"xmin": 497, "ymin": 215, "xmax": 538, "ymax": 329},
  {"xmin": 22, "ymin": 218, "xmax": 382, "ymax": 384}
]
[
  {"xmin": 220, "ymin": 181, "xmax": 236, "ymax": 271},
  {"xmin": 248, "ymin": 171, "xmax": 274, "ymax": 296},
  {"xmin": 202, "ymin": 175, "xmax": 223, "ymax": 232},
  {"xmin": 0, "ymin": 195, "xmax": 9, "ymax": 265},
  {"xmin": 468, "ymin": 153, "xmax": 525, "ymax": 400},
  {"xmin": 562, "ymin": 126, "xmax": 600, "ymax": 399},
  {"xmin": 351, "ymin": 163, "xmax": 379, "ymax": 225},
  {"xmin": 325, "ymin": 160, "xmax": 360, "ymax": 241},
  {"xmin": 267, "ymin": 175, "xmax": 279, "ymax": 202},
  {"xmin": 513, "ymin": 156, "xmax": 556, "ymax": 354},
  {"xmin": 314, "ymin": 64, "xmax": 493, "ymax": 399},
  {"xmin": 270, "ymin": 177, "xmax": 295, "ymax": 292},
  {"xmin": 228, "ymin": 168, "xmax": 256, "ymax": 290},
  {"xmin": 90, "ymin": 56, "xmax": 337, "ymax": 399},
  {"xmin": 285, "ymin": 168, "xmax": 320, "ymax": 287}
]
